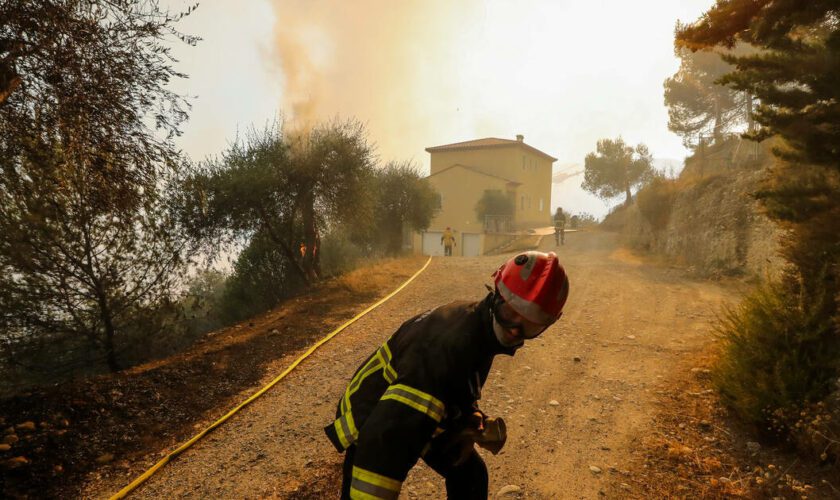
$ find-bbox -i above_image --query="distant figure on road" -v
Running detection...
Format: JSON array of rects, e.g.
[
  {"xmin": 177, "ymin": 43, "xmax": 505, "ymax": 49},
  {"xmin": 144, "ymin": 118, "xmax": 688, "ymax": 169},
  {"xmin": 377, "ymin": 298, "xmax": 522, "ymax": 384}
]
[
  {"xmin": 553, "ymin": 207, "xmax": 566, "ymax": 246},
  {"xmin": 324, "ymin": 251, "xmax": 570, "ymax": 499},
  {"xmin": 441, "ymin": 227, "xmax": 456, "ymax": 256}
]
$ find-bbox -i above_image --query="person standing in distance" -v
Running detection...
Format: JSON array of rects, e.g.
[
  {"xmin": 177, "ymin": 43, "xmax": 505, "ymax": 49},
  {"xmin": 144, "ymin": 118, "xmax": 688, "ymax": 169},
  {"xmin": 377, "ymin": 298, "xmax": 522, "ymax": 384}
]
[
  {"xmin": 441, "ymin": 227, "xmax": 457, "ymax": 256},
  {"xmin": 553, "ymin": 207, "xmax": 566, "ymax": 246}
]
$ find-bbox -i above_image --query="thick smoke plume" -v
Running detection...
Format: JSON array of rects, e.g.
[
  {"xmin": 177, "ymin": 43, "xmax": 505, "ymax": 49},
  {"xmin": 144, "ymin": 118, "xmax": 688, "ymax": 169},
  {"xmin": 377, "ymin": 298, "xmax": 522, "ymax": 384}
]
[{"xmin": 270, "ymin": 0, "xmax": 479, "ymax": 164}]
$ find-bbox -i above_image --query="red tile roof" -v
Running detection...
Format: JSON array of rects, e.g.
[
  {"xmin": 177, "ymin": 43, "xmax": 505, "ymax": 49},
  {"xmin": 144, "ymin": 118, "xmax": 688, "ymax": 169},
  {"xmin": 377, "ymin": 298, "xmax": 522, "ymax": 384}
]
[{"xmin": 425, "ymin": 137, "xmax": 557, "ymax": 161}]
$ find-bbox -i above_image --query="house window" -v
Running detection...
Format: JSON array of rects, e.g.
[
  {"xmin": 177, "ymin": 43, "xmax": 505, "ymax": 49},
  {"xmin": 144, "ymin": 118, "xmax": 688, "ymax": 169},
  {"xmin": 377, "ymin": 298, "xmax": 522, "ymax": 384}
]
[
  {"xmin": 539, "ymin": 198, "xmax": 544, "ymax": 212},
  {"xmin": 434, "ymin": 193, "xmax": 442, "ymax": 209},
  {"xmin": 520, "ymin": 195, "xmax": 525, "ymax": 210},
  {"xmin": 522, "ymin": 156, "xmax": 525, "ymax": 170}
]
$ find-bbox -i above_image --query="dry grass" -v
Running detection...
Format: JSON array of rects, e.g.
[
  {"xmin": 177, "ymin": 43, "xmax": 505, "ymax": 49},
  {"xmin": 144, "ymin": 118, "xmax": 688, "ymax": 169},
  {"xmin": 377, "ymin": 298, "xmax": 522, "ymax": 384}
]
[
  {"xmin": 334, "ymin": 256, "xmax": 427, "ymax": 294},
  {"xmin": 612, "ymin": 351, "xmax": 837, "ymax": 499}
]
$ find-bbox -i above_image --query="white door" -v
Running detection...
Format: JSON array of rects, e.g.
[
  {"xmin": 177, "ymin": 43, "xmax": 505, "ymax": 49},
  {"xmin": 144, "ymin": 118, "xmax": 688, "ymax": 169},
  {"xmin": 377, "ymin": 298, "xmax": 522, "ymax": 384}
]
[
  {"xmin": 462, "ymin": 233, "xmax": 481, "ymax": 257},
  {"xmin": 422, "ymin": 232, "xmax": 444, "ymax": 256}
]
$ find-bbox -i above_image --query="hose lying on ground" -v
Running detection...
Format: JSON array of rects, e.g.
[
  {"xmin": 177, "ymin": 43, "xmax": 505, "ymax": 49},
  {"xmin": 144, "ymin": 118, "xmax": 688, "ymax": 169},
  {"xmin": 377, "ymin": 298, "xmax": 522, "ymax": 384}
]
[{"xmin": 110, "ymin": 256, "xmax": 433, "ymax": 499}]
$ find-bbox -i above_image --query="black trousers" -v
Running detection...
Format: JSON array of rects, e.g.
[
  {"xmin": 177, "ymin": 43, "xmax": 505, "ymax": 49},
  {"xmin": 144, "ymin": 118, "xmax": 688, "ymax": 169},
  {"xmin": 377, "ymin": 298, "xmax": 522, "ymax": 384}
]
[{"xmin": 340, "ymin": 442, "xmax": 488, "ymax": 499}]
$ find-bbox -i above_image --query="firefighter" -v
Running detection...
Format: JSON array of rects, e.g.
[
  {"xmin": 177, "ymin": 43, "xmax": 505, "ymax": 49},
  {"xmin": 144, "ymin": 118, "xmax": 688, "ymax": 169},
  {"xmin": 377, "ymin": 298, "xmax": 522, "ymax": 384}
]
[
  {"xmin": 441, "ymin": 227, "xmax": 456, "ymax": 256},
  {"xmin": 325, "ymin": 251, "xmax": 570, "ymax": 499},
  {"xmin": 553, "ymin": 207, "xmax": 566, "ymax": 246}
]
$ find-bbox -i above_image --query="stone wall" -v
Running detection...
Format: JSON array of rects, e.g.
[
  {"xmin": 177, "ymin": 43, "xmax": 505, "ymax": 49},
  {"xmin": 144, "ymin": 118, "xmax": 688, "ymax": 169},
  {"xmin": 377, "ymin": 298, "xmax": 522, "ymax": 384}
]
[{"xmin": 617, "ymin": 169, "xmax": 785, "ymax": 279}]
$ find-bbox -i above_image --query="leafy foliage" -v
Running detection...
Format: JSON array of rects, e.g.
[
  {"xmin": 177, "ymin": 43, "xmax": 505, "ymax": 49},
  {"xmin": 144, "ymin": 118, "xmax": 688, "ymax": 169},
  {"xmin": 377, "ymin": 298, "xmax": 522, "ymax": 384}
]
[
  {"xmin": 636, "ymin": 175, "xmax": 678, "ymax": 232},
  {"xmin": 474, "ymin": 190, "xmax": 514, "ymax": 221},
  {"xmin": 0, "ymin": 1, "xmax": 198, "ymax": 374},
  {"xmin": 0, "ymin": 0, "xmax": 198, "ymax": 213},
  {"xmin": 569, "ymin": 212, "xmax": 598, "ymax": 229},
  {"xmin": 372, "ymin": 161, "xmax": 439, "ymax": 255},
  {"xmin": 219, "ymin": 232, "xmax": 307, "ymax": 323},
  {"xmin": 714, "ymin": 279, "xmax": 840, "ymax": 431},
  {"xmin": 664, "ymin": 45, "xmax": 750, "ymax": 147},
  {"xmin": 0, "ymin": 143, "xmax": 194, "ymax": 373},
  {"xmin": 677, "ymin": 1, "xmax": 840, "ymax": 170},
  {"xmin": 680, "ymin": 0, "xmax": 840, "ymax": 444},
  {"xmin": 582, "ymin": 137, "xmax": 654, "ymax": 206},
  {"xmin": 182, "ymin": 119, "xmax": 377, "ymax": 285}
]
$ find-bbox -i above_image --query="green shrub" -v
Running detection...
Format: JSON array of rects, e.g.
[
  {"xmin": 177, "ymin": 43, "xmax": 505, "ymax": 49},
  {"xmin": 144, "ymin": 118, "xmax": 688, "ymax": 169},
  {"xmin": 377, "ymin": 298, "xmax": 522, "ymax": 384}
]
[
  {"xmin": 220, "ymin": 234, "xmax": 305, "ymax": 323},
  {"xmin": 636, "ymin": 176, "xmax": 677, "ymax": 232},
  {"xmin": 714, "ymin": 278, "xmax": 840, "ymax": 435},
  {"xmin": 320, "ymin": 229, "xmax": 365, "ymax": 278}
]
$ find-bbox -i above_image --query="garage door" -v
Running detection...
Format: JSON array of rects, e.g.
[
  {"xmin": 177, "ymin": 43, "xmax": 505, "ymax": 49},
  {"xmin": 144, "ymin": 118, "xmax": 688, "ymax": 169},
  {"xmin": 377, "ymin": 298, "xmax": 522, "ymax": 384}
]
[
  {"xmin": 462, "ymin": 233, "xmax": 481, "ymax": 257},
  {"xmin": 422, "ymin": 232, "xmax": 444, "ymax": 256}
]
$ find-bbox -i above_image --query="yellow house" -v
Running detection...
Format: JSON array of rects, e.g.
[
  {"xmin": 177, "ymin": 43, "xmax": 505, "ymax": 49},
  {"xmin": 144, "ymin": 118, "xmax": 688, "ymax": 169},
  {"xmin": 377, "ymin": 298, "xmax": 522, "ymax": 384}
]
[{"xmin": 416, "ymin": 135, "xmax": 557, "ymax": 256}]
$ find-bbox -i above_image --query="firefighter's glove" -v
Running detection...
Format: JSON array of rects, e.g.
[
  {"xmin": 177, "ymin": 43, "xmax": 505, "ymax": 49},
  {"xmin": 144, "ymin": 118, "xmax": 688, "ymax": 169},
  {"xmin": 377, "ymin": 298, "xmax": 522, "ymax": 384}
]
[{"xmin": 474, "ymin": 417, "xmax": 507, "ymax": 455}]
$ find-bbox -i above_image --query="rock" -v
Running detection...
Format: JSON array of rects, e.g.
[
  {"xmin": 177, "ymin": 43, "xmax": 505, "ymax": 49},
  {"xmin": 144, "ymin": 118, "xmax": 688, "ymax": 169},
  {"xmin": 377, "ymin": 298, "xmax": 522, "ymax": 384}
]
[
  {"xmin": 2, "ymin": 434, "xmax": 19, "ymax": 445},
  {"xmin": 678, "ymin": 423, "xmax": 686, "ymax": 429},
  {"xmin": 496, "ymin": 484, "xmax": 521, "ymax": 497},
  {"xmin": 699, "ymin": 420, "xmax": 712, "ymax": 431},
  {"xmin": 573, "ymin": 356, "xmax": 582, "ymax": 362},
  {"xmin": 3, "ymin": 456, "xmax": 29, "ymax": 469},
  {"xmin": 270, "ymin": 329, "xmax": 280, "ymax": 335},
  {"xmin": 0, "ymin": 444, "xmax": 10, "ymax": 452},
  {"xmin": 95, "ymin": 453, "xmax": 114, "ymax": 464},
  {"xmin": 746, "ymin": 441, "xmax": 761, "ymax": 454},
  {"xmin": 15, "ymin": 421, "xmax": 36, "ymax": 432},
  {"xmin": 626, "ymin": 335, "xmax": 636, "ymax": 340},
  {"xmin": 667, "ymin": 445, "xmax": 693, "ymax": 460},
  {"xmin": 53, "ymin": 464, "xmax": 64, "ymax": 474},
  {"xmin": 589, "ymin": 465, "xmax": 602, "ymax": 474},
  {"xmin": 548, "ymin": 400, "xmax": 560, "ymax": 406},
  {"xmin": 620, "ymin": 483, "xmax": 630, "ymax": 490}
]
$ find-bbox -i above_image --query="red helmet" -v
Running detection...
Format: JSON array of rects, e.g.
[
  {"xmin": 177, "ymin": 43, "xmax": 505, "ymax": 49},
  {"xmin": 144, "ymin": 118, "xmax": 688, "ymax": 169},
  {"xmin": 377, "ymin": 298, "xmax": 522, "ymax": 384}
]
[{"xmin": 493, "ymin": 251, "xmax": 569, "ymax": 325}]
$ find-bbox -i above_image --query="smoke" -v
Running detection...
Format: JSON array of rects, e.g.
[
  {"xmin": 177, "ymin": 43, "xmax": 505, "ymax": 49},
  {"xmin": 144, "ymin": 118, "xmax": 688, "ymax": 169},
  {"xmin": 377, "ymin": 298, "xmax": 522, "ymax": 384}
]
[{"xmin": 269, "ymin": 0, "xmax": 480, "ymax": 166}]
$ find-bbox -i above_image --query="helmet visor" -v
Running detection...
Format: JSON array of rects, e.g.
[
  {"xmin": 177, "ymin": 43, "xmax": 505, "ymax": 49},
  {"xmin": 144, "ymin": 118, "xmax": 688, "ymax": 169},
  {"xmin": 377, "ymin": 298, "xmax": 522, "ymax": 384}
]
[{"xmin": 494, "ymin": 301, "xmax": 549, "ymax": 340}]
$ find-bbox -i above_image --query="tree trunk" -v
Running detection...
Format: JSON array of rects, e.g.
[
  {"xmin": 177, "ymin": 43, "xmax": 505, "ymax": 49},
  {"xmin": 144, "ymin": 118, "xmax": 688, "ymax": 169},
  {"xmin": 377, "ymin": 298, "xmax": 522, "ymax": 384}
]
[
  {"xmin": 301, "ymin": 192, "xmax": 320, "ymax": 282},
  {"xmin": 257, "ymin": 206, "xmax": 310, "ymax": 286},
  {"xmin": 95, "ymin": 288, "xmax": 121, "ymax": 372},
  {"xmin": 713, "ymin": 95, "xmax": 723, "ymax": 142},
  {"xmin": 625, "ymin": 184, "xmax": 632, "ymax": 206},
  {"xmin": 103, "ymin": 317, "xmax": 120, "ymax": 373}
]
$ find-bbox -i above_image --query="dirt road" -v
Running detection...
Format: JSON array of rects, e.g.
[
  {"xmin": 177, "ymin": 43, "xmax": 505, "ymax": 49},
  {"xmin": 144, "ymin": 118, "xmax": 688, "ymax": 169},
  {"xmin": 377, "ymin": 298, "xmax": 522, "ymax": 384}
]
[{"xmin": 86, "ymin": 230, "xmax": 738, "ymax": 499}]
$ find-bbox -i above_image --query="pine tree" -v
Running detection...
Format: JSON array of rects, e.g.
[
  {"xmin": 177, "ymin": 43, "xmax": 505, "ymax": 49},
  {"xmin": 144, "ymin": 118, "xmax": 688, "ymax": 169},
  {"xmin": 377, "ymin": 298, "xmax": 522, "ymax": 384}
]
[
  {"xmin": 664, "ymin": 43, "xmax": 750, "ymax": 146},
  {"xmin": 677, "ymin": 1, "xmax": 840, "ymax": 169},
  {"xmin": 582, "ymin": 138, "xmax": 654, "ymax": 206}
]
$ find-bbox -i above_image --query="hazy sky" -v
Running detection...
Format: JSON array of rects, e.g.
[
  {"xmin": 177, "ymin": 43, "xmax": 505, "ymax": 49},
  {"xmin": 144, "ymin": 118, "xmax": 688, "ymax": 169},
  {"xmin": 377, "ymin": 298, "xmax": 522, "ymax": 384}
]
[{"xmin": 165, "ymin": 0, "xmax": 715, "ymax": 218}]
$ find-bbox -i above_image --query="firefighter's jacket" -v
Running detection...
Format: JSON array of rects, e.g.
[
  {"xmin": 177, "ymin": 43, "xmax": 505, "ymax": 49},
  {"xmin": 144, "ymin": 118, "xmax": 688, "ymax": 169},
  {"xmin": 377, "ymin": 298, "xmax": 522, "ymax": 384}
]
[
  {"xmin": 441, "ymin": 230, "xmax": 456, "ymax": 247},
  {"xmin": 324, "ymin": 293, "xmax": 515, "ymax": 499}
]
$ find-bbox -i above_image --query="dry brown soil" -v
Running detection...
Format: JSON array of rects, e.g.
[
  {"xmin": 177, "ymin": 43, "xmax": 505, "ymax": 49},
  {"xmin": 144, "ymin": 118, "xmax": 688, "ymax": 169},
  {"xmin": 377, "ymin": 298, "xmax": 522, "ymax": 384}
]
[{"xmin": 65, "ymin": 229, "xmax": 750, "ymax": 499}]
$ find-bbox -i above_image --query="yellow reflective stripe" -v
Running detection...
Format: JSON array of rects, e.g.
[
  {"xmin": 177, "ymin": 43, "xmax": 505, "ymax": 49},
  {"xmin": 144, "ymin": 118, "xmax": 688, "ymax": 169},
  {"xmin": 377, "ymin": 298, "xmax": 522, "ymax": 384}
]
[
  {"xmin": 377, "ymin": 343, "xmax": 398, "ymax": 383},
  {"xmin": 335, "ymin": 354, "xmax": 383, "ymax": 449},
  {"xmin": 379, "ymin": 343, "xmax": 392, "ymax": 365},
  {"xmin": 334, "ymin": 415, "xmax": 351, "ymax": 449},
  {"xmin": 333, "ymin": 409, "xmax": 359, "ymax": 449},
  {"xmin": 383, "ymin": 364, "xmax": 397, "ymax": 384},
  {"xmin": 349, "ymin": 488, "xmax": 383, "ymax": 500},
  {"xmin": 351, "ymin": 466, "xmax": 401, "ymax": 499},
  {"xmin": 381, "ymin": 384, "xmax": 445, "ymax": 422},
  {"xmin": 344, "ymin": 355, "xmax": 383, "ymax": 411}
]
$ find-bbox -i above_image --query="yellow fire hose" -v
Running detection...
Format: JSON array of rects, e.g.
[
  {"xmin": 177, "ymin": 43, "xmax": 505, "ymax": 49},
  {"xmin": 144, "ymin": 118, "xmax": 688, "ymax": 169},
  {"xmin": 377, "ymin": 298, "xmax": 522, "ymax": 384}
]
[{"xmin": 110, "ymin": 256, "xmax": 433, "ymax": 499}]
